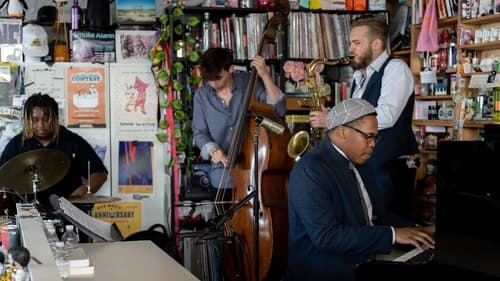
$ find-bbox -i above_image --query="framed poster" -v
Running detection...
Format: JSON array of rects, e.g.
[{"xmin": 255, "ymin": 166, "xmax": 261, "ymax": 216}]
[
  {"xmin": 116, "ymin": 0, "xmax": 156, "ymax": 24},
  {"xmin": 71, "ymin": 30, "xmax": 116, "ymax": 63},
  {"xmin": 115, "ymin": 30, "xmax": 156, "ymax": 63}
]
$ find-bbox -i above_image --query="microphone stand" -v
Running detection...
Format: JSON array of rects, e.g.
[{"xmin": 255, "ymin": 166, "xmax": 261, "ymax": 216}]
[
  {"xmin": 196, "ymin": 190, "xmax": 256, "ymax": 241},
  {"xmin": 195, "ymin": 123, "xmax": 263, "ymax": 281}
]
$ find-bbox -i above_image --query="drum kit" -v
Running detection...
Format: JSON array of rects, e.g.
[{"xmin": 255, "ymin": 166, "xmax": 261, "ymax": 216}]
[{"xmin": 0, "ymin": 148, "xmax": 119, "ymax": 218}]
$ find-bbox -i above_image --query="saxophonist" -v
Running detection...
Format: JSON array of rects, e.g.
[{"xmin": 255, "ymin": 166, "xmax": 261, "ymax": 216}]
[{"xmin": 309, "ymin": 15, "xmax": 418, "ymax": 220}]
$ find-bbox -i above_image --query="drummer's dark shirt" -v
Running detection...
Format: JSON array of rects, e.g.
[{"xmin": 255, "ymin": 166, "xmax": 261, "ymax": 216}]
[{"xmin": 0, "ymin": 126, "xmax": 108, "ymax": 208}]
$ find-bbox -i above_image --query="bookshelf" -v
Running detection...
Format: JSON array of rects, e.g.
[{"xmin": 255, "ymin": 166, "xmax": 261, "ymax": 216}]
[{"xmin": 410, "ymin": 0, "xmax": 500, "ymax": 223}]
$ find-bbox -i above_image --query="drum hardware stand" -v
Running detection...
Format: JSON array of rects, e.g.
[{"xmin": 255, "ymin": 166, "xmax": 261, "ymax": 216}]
[
  {"xmin": 31, "ymin": 172, "xmax": 40, "ymax": 206},
  {"xmin": 85, "ymin": 161, "xmax": 91, "ymax": 197}
]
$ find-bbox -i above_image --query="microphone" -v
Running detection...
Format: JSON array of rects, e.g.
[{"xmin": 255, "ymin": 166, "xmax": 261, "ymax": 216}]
[{"xmin": 248, "ymin": 113, "xmax": 285, "ymax": 135}]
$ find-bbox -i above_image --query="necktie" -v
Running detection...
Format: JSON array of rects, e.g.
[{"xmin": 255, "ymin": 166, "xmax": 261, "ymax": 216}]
[{"xmin": 351, "ymin": 164, "xmax": 372, "ymax": 226}]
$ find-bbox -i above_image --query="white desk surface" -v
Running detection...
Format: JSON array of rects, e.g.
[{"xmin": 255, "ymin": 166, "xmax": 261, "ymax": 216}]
[{"xmin": 68, "ymin": 240, "xmax": 200, "ymax": 281}]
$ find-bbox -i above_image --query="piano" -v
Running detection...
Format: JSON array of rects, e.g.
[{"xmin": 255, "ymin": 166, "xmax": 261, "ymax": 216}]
[{"xmin": 356, "ymin": 140, "xmax": 500, "ymax": 280}]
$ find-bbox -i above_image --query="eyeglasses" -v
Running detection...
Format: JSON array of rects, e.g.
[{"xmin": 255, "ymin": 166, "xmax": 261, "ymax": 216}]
[{"xmin": 343, "ymin": 125, "xmax": 379, "ymax": 144}]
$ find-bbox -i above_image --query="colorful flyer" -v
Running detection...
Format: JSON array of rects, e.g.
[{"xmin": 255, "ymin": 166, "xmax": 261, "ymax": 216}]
[
  {"xmin": 117, "ymin": 140, "xmax": 154, "ymax": 194},
  {"xmin": 66, "ymin": 66, "xmax": 106, "ymax": 128},
  {"xmin": 91, "ymin": 201, "xmax": 142, "ymax": 238}
]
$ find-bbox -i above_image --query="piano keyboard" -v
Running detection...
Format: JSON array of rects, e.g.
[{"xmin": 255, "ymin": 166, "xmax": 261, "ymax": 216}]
[{"xmin": 393, "ymin": 246, "xmax": 434, "ymax": 264}]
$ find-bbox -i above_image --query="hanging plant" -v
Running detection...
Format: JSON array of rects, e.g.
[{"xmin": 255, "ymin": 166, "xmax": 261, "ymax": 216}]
[{"xmin": 149, "ymin": 1, "xmax": 202, "ymax": 177}]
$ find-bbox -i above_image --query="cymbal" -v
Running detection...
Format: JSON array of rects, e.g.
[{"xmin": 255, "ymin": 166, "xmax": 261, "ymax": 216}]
[
  {"xmin": 68, "ymin": 194, "xmax": 121, "ymax": 205},
  {"xmin": 0, "ymin": 149, "xmax": 70, "ymax": 195}
]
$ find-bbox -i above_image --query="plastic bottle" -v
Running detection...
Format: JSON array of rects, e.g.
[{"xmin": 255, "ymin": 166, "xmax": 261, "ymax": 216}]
[
  {"xmin": 447, "ymin": 29, "xmax": 457, "ymax": 68},
  {"xmin": 55, "ymin": 241, "xmax": 69, "ymax": 278},
  {"xmin": 493, "ymin": 88, "xmax": 500, "ymax": 121},
  {"xmin": 61, "ymin": 225, "xmax": 79, "ymax": 250},
  {"xmin": 46, "ymin": 227, "xmax": 59, "ymax": 254},
  {"xmin": 202, "ymin": 12, "xmax": 210, "ymax": 52},
  {"xmin": 71, "ymin": 0, "xmax": 81, "ymax": 30}
]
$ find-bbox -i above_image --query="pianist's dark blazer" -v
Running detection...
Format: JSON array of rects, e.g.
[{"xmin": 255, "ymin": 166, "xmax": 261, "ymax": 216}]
[{"xmin": 287, "ymin": 137, "xmax": 411, "ymax": 281}]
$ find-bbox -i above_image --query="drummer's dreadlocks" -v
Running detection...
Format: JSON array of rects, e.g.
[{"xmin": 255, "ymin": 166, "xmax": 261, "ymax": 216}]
[{"xmin": 22, "ymin": 93, "xmax": 60, "ymax": 144}]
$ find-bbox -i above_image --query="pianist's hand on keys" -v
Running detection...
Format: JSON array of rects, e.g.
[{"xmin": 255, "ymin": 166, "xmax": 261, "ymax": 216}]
[{"xmin": 394, "ymin": 225, "xmax": 435, "ymax": 250}]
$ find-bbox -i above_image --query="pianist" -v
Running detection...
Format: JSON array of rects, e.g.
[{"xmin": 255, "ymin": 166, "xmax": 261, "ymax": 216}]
[{"xmin": 287, "ymin": 99, "xmax": 435, "ymax": 281}]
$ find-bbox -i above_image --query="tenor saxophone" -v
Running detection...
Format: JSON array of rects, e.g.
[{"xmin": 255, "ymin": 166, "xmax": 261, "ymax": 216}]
[{"xmin": 287, "ymin": 56, "xmax": 352, "ymax": 161}]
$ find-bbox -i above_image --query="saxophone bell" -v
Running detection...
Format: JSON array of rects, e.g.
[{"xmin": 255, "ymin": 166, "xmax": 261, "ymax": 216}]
[
  {"xmin": 287, "ymin": 56, "xmax": 351, "ymax": 161},
  {"xmin": 287, "ymin": 130, "xmax": 310, "ymax": 162}
]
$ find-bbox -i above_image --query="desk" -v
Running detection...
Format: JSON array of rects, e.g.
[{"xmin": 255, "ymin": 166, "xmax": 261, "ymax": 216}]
[
  {"xmin": 19, "ymin": 213, "xmax": 199, "ymax": 281},
  {"xmin": 68, "ymin": 241, "xmax": 200, "ymax": 281}
]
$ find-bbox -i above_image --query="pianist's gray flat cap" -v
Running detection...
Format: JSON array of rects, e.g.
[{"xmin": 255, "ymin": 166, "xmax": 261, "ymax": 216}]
[{"xmin": 326, "ymin": 98, "xmax": 376, "ymax": 130}]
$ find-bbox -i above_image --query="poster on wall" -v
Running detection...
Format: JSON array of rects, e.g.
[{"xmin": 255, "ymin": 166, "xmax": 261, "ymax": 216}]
[
  {"xmin": 118, "ymin": 140, "xmax": 154, "ymax": 194},
  {"xmin": 109, "ymin": 64, "xmax": 157, "ymax": 132},
  {"xmin": 0, "ymin": 107, "xmax": 22, "ymax": 156},
  {"xmin": 23, "ymin": 64, "xmax": 66, "ymax": 99},
  {"xmin": 91, "ymin": 201, "xmax": 141, "ymax": 238},
  {"xmin": 66, "ymin": 66, "xmax": 106, "ymax": 128},
  {"xmin": 0, "ymin": 63, "xmax": 22, "ymax": 155},
  {"xmin": 115, "ymin": 30, "xmax": 156, "ymax": 63}
]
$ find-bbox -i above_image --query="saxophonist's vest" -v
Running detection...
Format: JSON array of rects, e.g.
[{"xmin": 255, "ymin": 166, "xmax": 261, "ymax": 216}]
[{"xmin": 351, "ymin": 57, "xmax": 418, "ymax": 167}]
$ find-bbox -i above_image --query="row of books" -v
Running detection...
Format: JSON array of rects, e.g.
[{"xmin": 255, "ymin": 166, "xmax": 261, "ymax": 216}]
[
  {"xmin": 207, "ymin": 13, "xmax": 282, "ymax": 60},
  {"xmin": 412, "ymin": 0, "xmax": 458, "ymax": 25},
  {"xmin": 288, "ymin": 12, "xmax": 350, "ymax": 59},
  {"xmin": 287, "ymin": 12, "xmax": 386, "ymax": 60}
]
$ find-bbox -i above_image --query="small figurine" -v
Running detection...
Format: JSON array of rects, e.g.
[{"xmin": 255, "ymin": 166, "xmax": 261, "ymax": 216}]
[
  {"xmin": 0, "ymin": 0, "xmax": 28, "ymax": 18},
  {"xmin": 7, "ymin": 247, "xmax": 30, "ymax": 281}
]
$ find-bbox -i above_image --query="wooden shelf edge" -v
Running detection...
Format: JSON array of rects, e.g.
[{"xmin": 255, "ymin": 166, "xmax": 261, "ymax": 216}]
[
  {"xmin": 415, "ymin": 95, "xmax": 452, "ymax": 100},
  {"xmin": 392, "ymin": 49, "xmax": 411, "ymax": 55},
  {"xmin": 413, "ymin": 119, "xmax": 500, "ymax": 128},
  {"xmin": 461, "ymin": 14, "xmax": 500, "ymax": 25},
  {"xmin": 459, "ymin": 41, "xmax": 500, "ymax": 51},
  {"xmin": 415, "ymin": 195, "xmax": 436, "ymax": 204},
  {"xmin": 412, "ymin": 16, "xmax": 458, "ymax": 29}
]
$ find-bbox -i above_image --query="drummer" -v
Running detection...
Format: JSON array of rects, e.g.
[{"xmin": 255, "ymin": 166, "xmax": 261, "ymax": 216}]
[{"xmin": 0, "ymin": 93, "xmax": 108, "ymax": 208}]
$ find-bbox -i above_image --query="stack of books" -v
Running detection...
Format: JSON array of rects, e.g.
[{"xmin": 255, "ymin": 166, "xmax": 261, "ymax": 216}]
[{"xmin": 68, "ymin": 247, "xmax": 94, "ymax": 277}]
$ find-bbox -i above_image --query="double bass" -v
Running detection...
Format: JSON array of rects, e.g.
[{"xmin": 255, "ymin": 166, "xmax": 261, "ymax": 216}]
[{"xmin": 222, "ymin": 1, "xmax": 293, "ymax": 280}]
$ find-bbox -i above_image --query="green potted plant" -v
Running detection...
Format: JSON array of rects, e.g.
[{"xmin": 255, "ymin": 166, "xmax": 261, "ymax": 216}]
[{"xmin": 150, "ymin": 2, "xmax": 202, "ymax": 178}]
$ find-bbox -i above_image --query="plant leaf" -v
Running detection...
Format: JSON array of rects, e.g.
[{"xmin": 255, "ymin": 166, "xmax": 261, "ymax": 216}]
[
  {"xmin": 157, "ymin": 69, "xmax": 169, "ymax": 81},
  {"xmin": 175, "ymin": 110, "xmax": 187, "ymax": 120},
  {"xmin": 176, "ymin": 138, "xmax": 187, "ymax": 151},
  {"xmin": 159, "ymin": 119, "xmax": 168, "ymax": 129},
  {"xmin": 172, "ymin": 62, "xmax": 184, "ymax": 73},
  {"xmin": 189, "ymin": 75, "xmax": 202, "ymax": 85},
  {"xmin": 172, "ymin": 7, "xmax": 184, "ymax": 18},
  {"xmin": 174, "ymin": 24, "xmax": 183, "ymax": 35},
  {"xmin": 159, "ymin": 14, "xmax": 168, "ymax": 25},
  {"xmin": 156, "ymin": 133, "xmax": 167, "ymax": 143},
  {"xmin": 154, "ymin": 50, "xmax": 165, "ymax": 61},
  {"xmin": 187, "ymin": 16, "xmax": 200, "ymax": 27},
  {"xmin": 172, "ymin": 99, "xmax": 183, "ymax": 110},
  {"xmin": 188, "ymin": 51, "xmax": 200, "ymax": 62},
  {"xmin": 161, "ymin": 29, "xmax": 170, "ymax": 41},
  {"xmin": 159, "ymin": 99, "xmax": 169, "ymax": 108},
  {"xmin": 173, "ymin": 128, "xmax": 182, "ymax": 138},
  {"xmin": 173, "ymin": 80, "xmax": 184, "ymax": 91},
  {"xmin": 168, "ymin": 157, "xmax": 176, "ymax": 168}
]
